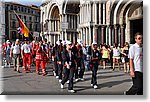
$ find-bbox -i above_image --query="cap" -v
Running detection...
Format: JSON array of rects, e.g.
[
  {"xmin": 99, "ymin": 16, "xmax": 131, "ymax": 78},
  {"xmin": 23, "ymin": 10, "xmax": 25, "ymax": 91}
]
[
  {"xmin": 77, "ymin": 39, "xmax": 83, "ymax": 45},
  {"xmin": 66, "ymin": 40, "xmax": 72, "ymax": 45},
  {"xmin": 92, "ymin": 41, "xmax": 97, "ymax": 45},
  {"xmin": 61, "ymin": 40, "xmax": 66, "ymax": 46},
  {"xmin": 56, "ymin": 40, "xmax": 60, "ymax": 45}
]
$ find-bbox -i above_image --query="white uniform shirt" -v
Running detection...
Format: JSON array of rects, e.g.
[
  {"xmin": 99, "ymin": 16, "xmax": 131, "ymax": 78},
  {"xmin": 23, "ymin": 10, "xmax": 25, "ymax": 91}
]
[
  {"xmin": 128, "ymin": 43, "xmax": 143, "ymax": 73},
  {"xmin": 11, "ymin": 44, "xmax": 20, "ymax": 54},
  {"xmin": 21, "ymin": 44, "xmax": 32, "ymax": 53}
]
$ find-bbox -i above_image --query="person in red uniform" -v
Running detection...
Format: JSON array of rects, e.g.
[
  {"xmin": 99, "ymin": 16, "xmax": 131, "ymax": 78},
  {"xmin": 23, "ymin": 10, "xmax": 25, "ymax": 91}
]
[
  {"xmin": 35, "ymin": 40, "xmax": 48, "ymax": 76},
  {"xmin": 35, "ymin": 41, "xmax": 42, "ymax": 75},
  {"xmin": 21, "ymin": 39, "xmax": 32, "ymax": 73}
]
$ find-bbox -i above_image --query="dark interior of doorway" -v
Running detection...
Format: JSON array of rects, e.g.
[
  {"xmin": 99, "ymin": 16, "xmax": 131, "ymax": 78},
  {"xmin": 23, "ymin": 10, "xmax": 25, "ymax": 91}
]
[{"xmin": 130, "ymin": 18, "xmax": 143, "ymax": 44}]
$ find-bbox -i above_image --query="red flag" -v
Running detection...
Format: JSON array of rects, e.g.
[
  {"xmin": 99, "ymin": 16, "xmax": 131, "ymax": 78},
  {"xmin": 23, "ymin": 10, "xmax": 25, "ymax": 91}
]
[{"xmin": 14, "ymin": 11, "xmax": 29, "ymax": 37}]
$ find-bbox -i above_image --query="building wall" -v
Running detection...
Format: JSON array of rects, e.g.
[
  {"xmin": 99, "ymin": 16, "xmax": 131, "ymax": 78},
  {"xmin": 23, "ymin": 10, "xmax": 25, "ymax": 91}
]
[
  {"xmin": 41, "ymin": 0, "xmax": 143, "ymax": 46},
  {"xmin": 5, "ymin": 2, "xmax": 41, "ymax": 41},
  {"xmin": 0, "ymin": 0, "xmax": 5, "ymax": 43}
]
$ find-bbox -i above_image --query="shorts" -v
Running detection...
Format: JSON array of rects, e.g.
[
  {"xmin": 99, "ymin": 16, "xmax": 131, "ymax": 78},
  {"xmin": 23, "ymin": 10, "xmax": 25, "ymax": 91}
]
[
  {"xmin": 102, "ymin": 58, "xmax": 108, "ymax": 61},
  {"xmin": 113, "ymin": 56, "xmax": 120, "ymax": 59}
]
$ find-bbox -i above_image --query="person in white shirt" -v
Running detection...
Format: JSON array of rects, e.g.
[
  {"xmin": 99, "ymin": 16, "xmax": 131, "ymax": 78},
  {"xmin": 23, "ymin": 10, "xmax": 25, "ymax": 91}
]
[
  {"xmin": 21, "ymin": 39, "xmax": 32, "ymax": 73},
  {"xmin": 126, "ymin": 32, "xmax": 143, "ymax": 95},
  {"xmin": 10, "ymin": 39, "xmax": 21, "ymax": 73}
]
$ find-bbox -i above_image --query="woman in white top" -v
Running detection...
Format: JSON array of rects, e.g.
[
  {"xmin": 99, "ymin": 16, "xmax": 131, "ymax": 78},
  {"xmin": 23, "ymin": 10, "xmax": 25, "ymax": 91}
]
[{"xmin": 112, "ymin": 43, "xmax": 121, "ymax": 71}]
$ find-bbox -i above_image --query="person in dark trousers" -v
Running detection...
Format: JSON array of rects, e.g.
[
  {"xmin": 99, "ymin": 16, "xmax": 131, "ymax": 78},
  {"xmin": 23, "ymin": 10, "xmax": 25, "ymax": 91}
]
[
  {"xmin": 52, "ymin": 43, "xmax": 59, "ymax": 78},
  {"xmin": 125, "ymin": 32, "xmax": 143, "ymax": 95},
  {"xmin": 90, "ymin": 42, "xmax": 100, "ymax": 89},
  {"xmin": 60, "ymin": 41, "xmax": 77, "ymax": 93},
  {"xmin": 75, "ymin": 41, "xmax": 85, "ymax": 81},
  {"xmin": 56, "ymin": 41, "xmax": 63, "ymax": 83}
]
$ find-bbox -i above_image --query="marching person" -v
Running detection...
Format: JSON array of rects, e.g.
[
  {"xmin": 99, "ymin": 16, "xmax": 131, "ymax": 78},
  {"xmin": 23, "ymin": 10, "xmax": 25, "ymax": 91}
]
[
  {"xmin": 75, "ymin": 39, "xmax": 85, "ymax": 81},
  {"xmin": 10, "ymin": 39, "xmax": 21, "ymax": 73},
  {"xmin": 41, "ymin": 42, "xmax": 49, "ymax": 76},
  {"xmin": 21, "ymin": 38, "xmax": 32, "ymax": 73},
  {"xmin": 90, "ymin": 42, "xmax": 100, "ymax": 89},
  {"xmin": 60, "ymin": 41, "xmax": 77, "ymax": 93},
  {"xmin": 52, "ymin": 43, "xmax": 59, "ymax": 78},
  {"xmin": 125, "ymin": 32, "xmax": 143, "ymax": 95},
  {"xmin": 56, "ymin": 40, "xmax": 63, "ymax": 82}
]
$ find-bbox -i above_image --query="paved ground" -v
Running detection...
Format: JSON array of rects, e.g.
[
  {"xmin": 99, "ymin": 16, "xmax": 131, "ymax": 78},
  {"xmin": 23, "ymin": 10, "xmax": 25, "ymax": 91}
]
[{"xmin": 0, "ymin": 62, "xmax": 132, "ymax": 95}]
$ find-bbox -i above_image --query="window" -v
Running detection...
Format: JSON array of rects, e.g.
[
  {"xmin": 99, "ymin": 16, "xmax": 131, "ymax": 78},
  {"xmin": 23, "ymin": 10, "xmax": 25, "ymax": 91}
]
[
  {"xmin": 10, "ymin": 5, "xmax": 13, "ymax": 10},
  {"xmin": 28, "ymin": 8, "xmax": 30, "ymax": 13},
  {"xmin": 24, "ymin": 16, "xmax": 26, "ymax": 21},
  {"xmin": 18, "ymin": 6, "xmax": 20, "ymax": 11},
  {"xmin": 14, "ymin": 6, "xmax": 17, "ymax": 10},
  {"xmin": 29, "ymin": 17, "xmax": 32, "ymax": 22},
  {"xmin": 21, "ymin": 7, "xmax": 23, "ymax": 12},
  {"xmin": 29, "ymin": 23, "xmax": 32, "ymax": 30}
]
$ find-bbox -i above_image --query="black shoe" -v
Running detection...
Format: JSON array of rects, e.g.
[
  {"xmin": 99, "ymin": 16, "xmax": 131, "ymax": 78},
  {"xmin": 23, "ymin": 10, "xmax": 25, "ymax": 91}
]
[
  {"xmin": 14, "ymin": 69, "xmax": 17, "ymax": 71},
  {"xmin": 17, "ymin": 70, "xmax": 21, "ymax": 73}
]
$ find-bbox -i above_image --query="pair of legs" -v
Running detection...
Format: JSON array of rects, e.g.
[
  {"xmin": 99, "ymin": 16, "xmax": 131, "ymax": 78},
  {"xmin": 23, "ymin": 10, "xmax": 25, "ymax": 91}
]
[
  {"xmin": 36, "ymin": 60, "xmax": 47, "ymax": 75},
  {"xmin": 112, "ymin": 57, "xmax": 120, "ymax": 71},
  {"xmin": 13, "ymin": 54, "xmax": 20, "ymax": 72},
  {"xmin": 23, "ymin": 53, "xmax": 32, "ymax": 72}
]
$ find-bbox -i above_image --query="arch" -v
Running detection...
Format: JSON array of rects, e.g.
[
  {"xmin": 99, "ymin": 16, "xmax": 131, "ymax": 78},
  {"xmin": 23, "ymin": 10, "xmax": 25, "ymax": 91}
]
[
  {"xmin": 119, "ymin": 0, "xmax": 136, "ymax": 24},
  {"xmin": 64, "ymin": 0, "xmax": 80, "ymax": 14},
  {"xmin": 110, "ymin": 0, "xmax": 119, "ymax": 25},
  {"xmin": 113, "ymin": 0, "xmax": 124, "ymax": 24},
  {"xmin": 47, "ymin": 3, "xmax": 61, "ymax": 20},
  {"xmin": 127, "ymin": 2, "xmax": 143, "ymax": 18}
]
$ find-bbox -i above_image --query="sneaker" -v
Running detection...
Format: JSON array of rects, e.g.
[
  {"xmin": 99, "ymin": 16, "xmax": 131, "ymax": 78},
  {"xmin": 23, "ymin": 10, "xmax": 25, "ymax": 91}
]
[
  {"xmin": 93, "ymin": 85, "xmax": 98, "ymax": 89},
  {"xmin": 59, "ymin": 79, "xmax": 62, "ymax": 83},
  {"xmin": 61, "ymin": 84, "xmax": 64, "ymax": 89},
  {"xmin": 75, "ymin": 79, "xmax": 79, "ymax": 82},
  {"xmin": 91, "ymin": 84, "xmax": 93, "ymax": 86},
  {"xmin": 124, "ymin": 91, "xmax": 127, "ymax": 95},
  {"xmin": 68, "ymin": 90, "xmax": 75, "ymax": 93},
  {"xmin": 53, "ymin": 71, "xmax": 56, "ymax": 76},
  {"xmin": 79, "ymin": 78, "xmax": 84, "ymax": 81},
  {"xmin": 56, "ymin": 76, "xmax": 59, "ymax": 79},
  {"xmin": 14, "ymin": 69, "xmax": 17, "ymax": 71},
  {"xmin": 66, "ymin": 80, "xmax": 69, "ymax": 84},
  {"xmin": 17, "ymin": 70, "xmax": 21, "ymax": 73}
]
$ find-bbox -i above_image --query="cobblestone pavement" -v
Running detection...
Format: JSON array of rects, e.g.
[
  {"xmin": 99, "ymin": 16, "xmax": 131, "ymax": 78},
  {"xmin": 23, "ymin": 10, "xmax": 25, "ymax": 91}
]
[{"xmin": 0, "ymin": 62, "xmax": 132, "ymax": 95}]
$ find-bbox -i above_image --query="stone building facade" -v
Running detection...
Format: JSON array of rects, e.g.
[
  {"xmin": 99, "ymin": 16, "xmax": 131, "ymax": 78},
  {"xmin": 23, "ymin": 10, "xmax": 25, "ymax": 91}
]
[
  {"xmin": 5, "ymin": 2, "xmax": 41, "ymax": 41},
  {"xmin": 0, "ymin": 0, "xmax": 5, "ymax": 43},
  {"xmin": 41, "ymin": 0, "xmax": 143, "ymax": 46}
]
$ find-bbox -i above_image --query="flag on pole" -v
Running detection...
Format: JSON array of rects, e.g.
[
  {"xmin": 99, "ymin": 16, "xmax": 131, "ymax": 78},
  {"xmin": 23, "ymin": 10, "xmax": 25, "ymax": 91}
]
[{"xmin": 14, "ymin": 11, "xmax": 29, "ymax": 37}]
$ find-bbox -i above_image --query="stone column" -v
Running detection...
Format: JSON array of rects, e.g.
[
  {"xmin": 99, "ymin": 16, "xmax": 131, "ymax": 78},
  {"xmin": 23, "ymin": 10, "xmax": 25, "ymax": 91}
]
[
  {"xmin": 89, "ymin": 3, "xmax": 91, "ymax": 22},
  {"xmin": 86, "ymin": 27, "xmax": 88, "ymax": 45},
  {"xmin": 103, "ymin": 2, "xmax": 106, "ymax": 24},
  {"xmin": 101, "ymin": 25, "xmax": 105, "ymax": 44},
  {"xmin": 99, "ymin": 2, "xmax": 101, "ymax": 24},
  {"xmin": 120, "ymin": 24, "xmax": 125, "ymax": 47},
  {"xmin": 89, "ymin": 26, "xmax": 92, "ymax": 45},
  {"xmin": 93, "ymin": 27, "xmax": 98, "ymax": 43},
  {"xmin": 95, "ymin": 2, "xmax": 97, "ymax": 24},
  {"xmin": 108, "ymin": 25, "xmax": 112, "ymax": 46},
  {"xmin": 114, "ymin": 24, "xmax": 119, "ymax": 45}
]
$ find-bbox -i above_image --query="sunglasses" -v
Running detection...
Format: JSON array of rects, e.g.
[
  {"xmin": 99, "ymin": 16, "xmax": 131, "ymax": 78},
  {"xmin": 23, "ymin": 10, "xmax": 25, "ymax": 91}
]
[{"xmin": 137, "ymin": 37, "xmax": 142, "ymax": 40}]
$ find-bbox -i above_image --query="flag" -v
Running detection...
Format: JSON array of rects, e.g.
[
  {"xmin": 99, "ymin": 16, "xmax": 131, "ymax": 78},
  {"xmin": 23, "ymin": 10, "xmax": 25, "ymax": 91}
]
[{"xmin": 14, "ymin": 11, "xmax": 29, "ymax": 37}]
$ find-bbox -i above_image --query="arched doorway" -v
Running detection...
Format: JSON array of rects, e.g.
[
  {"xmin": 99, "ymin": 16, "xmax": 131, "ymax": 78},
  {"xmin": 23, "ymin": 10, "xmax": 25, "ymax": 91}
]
[{"xmin": 50, "ymin": 6, "xmax": 60, "ymax": 45}]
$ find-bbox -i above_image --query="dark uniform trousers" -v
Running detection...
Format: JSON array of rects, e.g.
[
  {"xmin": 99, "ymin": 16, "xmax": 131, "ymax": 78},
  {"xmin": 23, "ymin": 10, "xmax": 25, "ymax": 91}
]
[
  {"xmin": 91, "ymin": 62, "xmax": 98, "ymax": 85},
  {"xmin": 58, "ymin": 64, "xmax": 63, "ymax": 80},
  {"xmin": 75, "ymin": 59, "xmax": 85, "ymax": 79},
  {"xmin": 126, "ymin": 71, "xmax": 143, "ymax": 95},
  {"xmin": 61, "ymin": 64, "xmax": 75, "ymax": 90},
  {"xmin": 54, "ymin": 59, "xmax": 58, "ymax": 76}
]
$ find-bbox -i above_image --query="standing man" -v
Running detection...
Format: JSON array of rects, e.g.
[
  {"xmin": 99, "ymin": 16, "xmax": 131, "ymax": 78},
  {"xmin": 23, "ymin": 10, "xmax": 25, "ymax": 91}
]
[
  {"xmin": 126, "ymin": 32, "xmax": 143, "ymax": 95},
  {"xmin": 21, "ymin": 39, "xmax": 32, "ymax": 73},
  {"xmin": 10, "ymin": 39, "xmax": 21, "ymax": 73}
]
